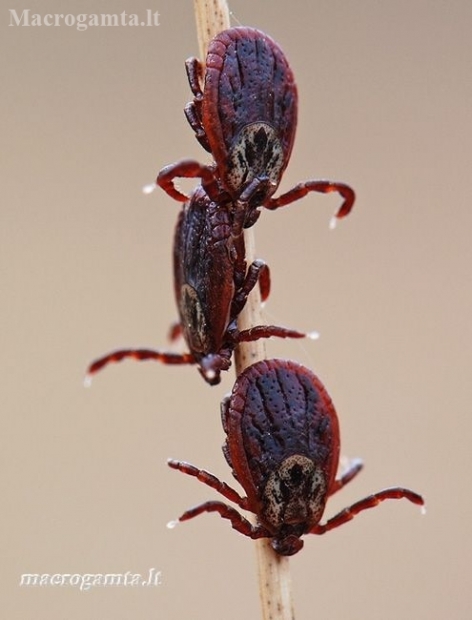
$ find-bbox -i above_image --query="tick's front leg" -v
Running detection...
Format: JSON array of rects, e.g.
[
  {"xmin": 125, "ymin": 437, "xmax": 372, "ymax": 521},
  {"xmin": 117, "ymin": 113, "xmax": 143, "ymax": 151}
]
[
  {"xmin": 167, "ymin": 459, "xmax": 248, "ymax": 508},
  {"xmin": 265, "ymin": 179, "xmax": 355, "ymax": 227},
  {"xmin": 86, "ymin": 347, "xmax": 195, "ymax": 383},
  {"xmin": 170, "ymin": 499, "xmax": 269, "ymax": 542},
  {"xmin": 157, "ymin": 160, "xmax": 218, "ymax": 203}
]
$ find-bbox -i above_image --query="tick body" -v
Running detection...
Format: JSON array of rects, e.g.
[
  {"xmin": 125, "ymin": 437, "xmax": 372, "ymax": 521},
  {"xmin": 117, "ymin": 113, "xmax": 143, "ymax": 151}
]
[
  {"xmin": 157, "ymin": 27, "xmax": 355, "ymax": 230},
  {"xmin": 87, "ymin": 190, "xmax": 308, "ymax": 385},
  {"xmin": 169, "ymin": 359, "xmax": 424, "ymax": 554},
  {"xmin": 190, "ymin": 27, "xmax": 297, "ymax": 205}
]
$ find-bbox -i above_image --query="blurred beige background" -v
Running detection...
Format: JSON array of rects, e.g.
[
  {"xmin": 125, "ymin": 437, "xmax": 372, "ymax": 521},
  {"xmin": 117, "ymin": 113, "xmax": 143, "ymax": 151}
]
[{"xmin": 2, "ymin": 1, "xmax": 471, "ymax": 618}]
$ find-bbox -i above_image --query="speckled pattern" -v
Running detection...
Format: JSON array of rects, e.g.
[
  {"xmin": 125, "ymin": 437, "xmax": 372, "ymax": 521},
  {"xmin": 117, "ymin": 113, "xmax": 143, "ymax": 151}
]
[
  {"xmin": 222, "ymin": 359, "xmax": 339, "ymax": 523},
  {"xmin": 200, "ymin": 27, "xmax": 297, "ymax": 201}
]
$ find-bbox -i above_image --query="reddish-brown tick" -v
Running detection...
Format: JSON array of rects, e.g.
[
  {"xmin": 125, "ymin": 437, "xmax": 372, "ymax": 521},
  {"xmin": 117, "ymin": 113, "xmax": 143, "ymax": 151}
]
[
  {"xmin": 169, "ymin": 359, "xmax": 424, "ymax": 555},
  {"xmin": 87, "ymin": 190, "xmax": 311, "ymax": 386},
  {"xmin": 157, "ymin": 27, "xmax": 355, "ymax": 230}
]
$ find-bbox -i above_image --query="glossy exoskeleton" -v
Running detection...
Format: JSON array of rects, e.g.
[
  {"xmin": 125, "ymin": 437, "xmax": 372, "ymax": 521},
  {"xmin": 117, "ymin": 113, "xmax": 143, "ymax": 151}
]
[
  {"xmin": 87, "ymin": 190, "xmax": 309, "ymax": 386},
  {"xmin": 169, "ymin": 359, "xmax": 424, "ymax": 554},
  {"xmin": 157, "ymin": 27, "xmax": 355, "ymax": 231}
]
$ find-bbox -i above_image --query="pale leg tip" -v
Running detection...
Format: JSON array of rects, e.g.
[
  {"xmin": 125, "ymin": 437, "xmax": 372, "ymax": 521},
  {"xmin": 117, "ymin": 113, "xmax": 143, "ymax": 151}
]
[
  {"xmin": 167, "ymin": 519, "xmax": 179, "ymax": 530},
  {"xmin": 142, "ymin": 182, "xmax": 158, "ymax": 195}
]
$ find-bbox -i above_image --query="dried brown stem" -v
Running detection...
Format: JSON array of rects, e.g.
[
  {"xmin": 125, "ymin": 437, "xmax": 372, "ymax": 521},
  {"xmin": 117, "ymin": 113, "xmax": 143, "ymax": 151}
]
[{"xmin": 192, "ymin": 1, "xmax": 295, "ymax": 618}]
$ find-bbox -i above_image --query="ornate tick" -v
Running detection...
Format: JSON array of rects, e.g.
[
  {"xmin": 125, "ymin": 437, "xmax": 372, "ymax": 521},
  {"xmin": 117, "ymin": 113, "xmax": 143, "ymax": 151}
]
[
  {"xmin": 157, "ymin": 27, "xmax": 355, "ymax": 231},
  {"xmin": 87, "ymin": 189, "xmax": 312, "ymax": 386},
  {"xmin": 168, "ymin": 359, "xmax": 424, "ymax": 555}
]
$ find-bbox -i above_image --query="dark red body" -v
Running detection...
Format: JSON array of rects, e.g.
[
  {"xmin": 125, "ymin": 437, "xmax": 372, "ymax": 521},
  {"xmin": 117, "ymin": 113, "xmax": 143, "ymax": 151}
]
[
  {"xmin": 198, "ymin": 27, "xmax": 297, "ymax": 204},
  {"xmin": 157, "ymin": 27, "xmax": 356, "ymax": 230},
  {"xmin": 173, "ymin": 185, "xmax": 243, "ymax": 362},
  {"xmin": 87, "ymin": 190, "xmax": 306, "ymax": 385},
  {"xmin": 169, "ymin": 359, "xmax": 424, "ymax": 554},
  {"xmin": 222, "ymin": 359, "xmax": 339, "ymax": 554}
]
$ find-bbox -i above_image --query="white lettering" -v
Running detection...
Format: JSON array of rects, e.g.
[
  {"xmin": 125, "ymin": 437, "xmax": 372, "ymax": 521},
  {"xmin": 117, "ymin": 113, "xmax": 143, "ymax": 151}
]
[
  {"xmin": 9, "ymin": 9, "xmax": 29, "ymax": 26},
  {"xmin": 101, "ymin": 14, "xmax": 119, "ymax": 27},
  {"xmin": 76, "ymin": 14, "xmax": 87, "ymax": 31}
]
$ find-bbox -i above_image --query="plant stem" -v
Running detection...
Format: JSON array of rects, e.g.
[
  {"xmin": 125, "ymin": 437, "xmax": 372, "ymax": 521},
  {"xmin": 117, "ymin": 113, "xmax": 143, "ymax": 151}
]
[{"xmin": 191, "ymin": 2, "xmax": 295, "ymax": 618}]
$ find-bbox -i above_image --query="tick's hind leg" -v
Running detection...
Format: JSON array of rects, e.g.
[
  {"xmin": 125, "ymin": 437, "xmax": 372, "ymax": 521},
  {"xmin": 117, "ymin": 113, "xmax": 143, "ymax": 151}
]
[{"xmin": 311, "ymin": 487, "xmax": 425, "ymax": 535}]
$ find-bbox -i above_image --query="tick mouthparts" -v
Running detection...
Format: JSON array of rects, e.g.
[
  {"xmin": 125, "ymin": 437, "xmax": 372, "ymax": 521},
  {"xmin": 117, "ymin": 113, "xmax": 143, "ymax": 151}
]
[
  {"xmin": 204, "ymin": 368, "xmax": 217, "ymax": 380},
  {"xmin": 142, "ymin": 182, "xmax": 158, "ymax": 195}
]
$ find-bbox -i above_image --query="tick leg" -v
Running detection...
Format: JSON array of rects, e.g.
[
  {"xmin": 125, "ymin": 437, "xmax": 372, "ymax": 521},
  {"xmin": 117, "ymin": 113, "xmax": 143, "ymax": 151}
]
[
  {"xmin": 233, "ymin": 177, "xmax": 273, "ymax": 232},
  {"xmin": 236, "ymin": 325, "xmax": 307, "ymax": 343},
  {"xmin": 258, "ymin": 263, "xmax": 271, "ymax": 303},
  {"xmin": 86, "ymin": 348, "xmax": 195, "ymax": 379},
  {"xmin": 265, "ymin": 180, "xmax": 356, "ymax": 224},
  {"xmin": 311, "ymin": 487, "xmax": 425, "ymax": 535},
  {"xmin": 167, "ymin": 321, "xmax": 183, "ymax": 342},
  {"xmin": 330, "ymin": 458, "xmax": 364, "ymax": 496},
  {"xmin": 220, "ymin": 395, "xmax": 231, "ymax": 435},
  {"xmin": 231, "ymin": 259, "xmax": 271, "ymax": 318},
  {"xmin": 184, "ymin": 58, "xmax": 211, "ymax": 152},
  {"xmin": 157, "ymin": 160, "xmax": 218, "ymax": 203},
  {"xmin": 185, "ymin": 57, "xmax": 204, "ymax": 98},
  {"xmin": 173, "ymin": 500, "xmax": 268, "ymax": 541},
  {"xmin": 243, "ymin": 260, "xmax": 271, "ymax": 303},
  {"xmin": 167, "ymin": 459, "xmax": 248, "ymax": 508},
  {"xmin": 184, "ymin": 103, "xmax": 211, "ymax": 152}
]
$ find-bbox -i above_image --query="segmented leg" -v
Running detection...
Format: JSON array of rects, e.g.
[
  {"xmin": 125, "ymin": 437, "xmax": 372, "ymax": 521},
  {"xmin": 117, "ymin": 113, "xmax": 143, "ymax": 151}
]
[
  {"xmin": 233, "ymin": 177, "xmax": 274, "ymax": 231},
  {"xmin": 231, "ymin": 259, "xmax": 271, "ymax": 318},
  {"xmin": 185, "ymin": 57, "xmax": 204, "ymax": 98},
  {"xmin": 265, "ymin": 180, "xmax": 356, "ymax": 223},
  {"xmin": 184, "ymin": 103, "xmax": 210, "ymax": 152},
  {"xmin": 184, "ymin": 58, "xmax": 211, "ymax": 152},
  {"xmin": 220, "ymin": 395, "xmax": 231, "ymax": 435},
  {"xmin": 236, "ymin": 324, "xmax": 307, "ymax": 343},
  {"xmin": 329, "ymin": 458, "xmax": 364, "ymax": 496},
  {"xmin": 258, "ymin": 263, "xmax": 271, "ymax": 303},
  {"xmin": 310, "ymin": 487, "xmax": 425, "ymax": 535},
  {"xmin": 87, "ymin": 348, "xmax": 195, "ymax": 378},
  {"xmin": 167, "ymin": 321, "xmax": 183, "ymax": 342},
  {"xmin": 167, "ymin": 459, "xmax": 248, "ymax": 508},
  {"xmin": 174, "ymin": 500, "xmax": 269, "ymax": 541},
  {"xmin": 157, "ymin": 160, "xmax": 219, "ymax": 203}
]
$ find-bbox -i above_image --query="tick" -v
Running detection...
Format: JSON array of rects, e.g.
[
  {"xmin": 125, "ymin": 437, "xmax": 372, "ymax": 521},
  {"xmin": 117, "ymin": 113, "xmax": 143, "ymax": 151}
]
[
  {"xmin": 168, "ymin": 359, "xmax": 424, "ymax": 555},
  {"xmin": 87, "ymin": 189, "xmax": 312, "ymax": 386},
  {"xmin": 157, "ymin": 27, "xmax": 355, "ymax": 231}
]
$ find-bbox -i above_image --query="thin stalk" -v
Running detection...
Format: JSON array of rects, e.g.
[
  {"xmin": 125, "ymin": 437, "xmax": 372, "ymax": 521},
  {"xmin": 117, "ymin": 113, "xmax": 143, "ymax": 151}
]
[{"xmin": 191, "ymin": 2, "xmax": 295, "ymax": 618}]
